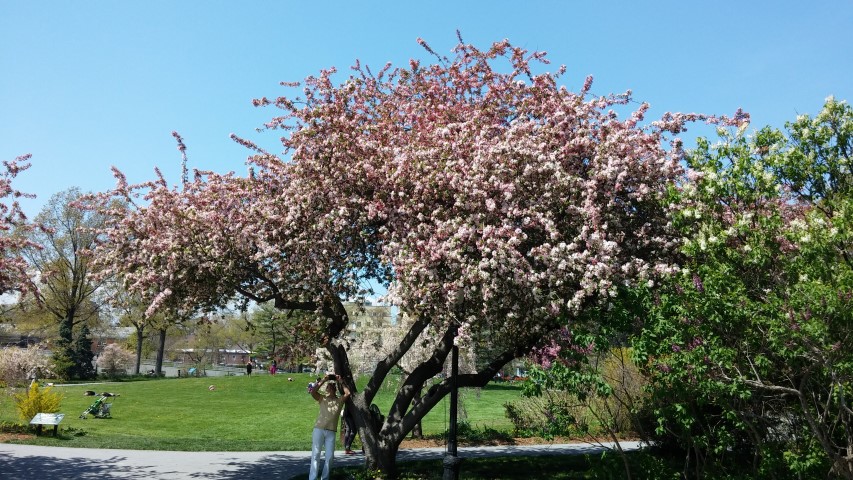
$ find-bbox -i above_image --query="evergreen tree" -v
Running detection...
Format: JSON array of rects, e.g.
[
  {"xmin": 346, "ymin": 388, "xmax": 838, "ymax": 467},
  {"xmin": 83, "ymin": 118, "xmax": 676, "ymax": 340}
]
[
  {"xmin": 73, "ymin": 325, "xmax": 96, "ymax": 380},
  {"xmin": 53, "ymin": 323, "xmax": 97, "ymax": 380},
  {"xmin": 51, "ymin": 321, "xmax": 75, "ymax": 381}
]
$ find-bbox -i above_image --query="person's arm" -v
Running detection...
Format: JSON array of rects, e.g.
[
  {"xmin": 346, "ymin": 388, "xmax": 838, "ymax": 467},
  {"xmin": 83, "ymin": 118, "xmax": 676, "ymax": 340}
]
[
  {"xmin": 311, "ymin": 377, "xmax": 327, "ymax": 402},
  {"xmin": 336, "ymin": 375, "xmax": 351, "ymax": 401}
]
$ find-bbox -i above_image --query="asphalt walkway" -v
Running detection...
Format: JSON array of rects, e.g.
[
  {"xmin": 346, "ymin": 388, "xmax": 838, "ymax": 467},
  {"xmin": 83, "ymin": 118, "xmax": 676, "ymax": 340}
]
[{"xmin": 0, "ymin": 441, "xmax": 644, "ymax": 479}]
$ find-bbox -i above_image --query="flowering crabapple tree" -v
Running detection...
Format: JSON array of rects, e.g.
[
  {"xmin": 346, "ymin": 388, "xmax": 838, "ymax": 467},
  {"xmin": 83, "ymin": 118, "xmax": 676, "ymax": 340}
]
[
  {"xmin": 348, "ymin": 311, "xmax": 478, "ymax": 439},
  {"xmin": 90, "ymin": 37, "xmax": 742, "ymax": 475},
  {"xmin": 0, "ymin": 155, "xmax": 39, "ymax": 299}
]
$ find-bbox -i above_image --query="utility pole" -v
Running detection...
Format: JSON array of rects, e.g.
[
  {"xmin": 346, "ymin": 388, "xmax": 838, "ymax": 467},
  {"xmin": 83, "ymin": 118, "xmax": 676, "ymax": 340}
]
[{"xmin": 443, "ymin": 344, "xmax": 462, "ymax": 480}]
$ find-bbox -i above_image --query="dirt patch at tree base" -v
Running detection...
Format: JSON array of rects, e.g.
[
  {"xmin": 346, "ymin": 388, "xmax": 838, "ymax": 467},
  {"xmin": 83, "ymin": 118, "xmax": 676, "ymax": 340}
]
[{"xmin": 0, "ymin": 433, "xmax": 36, "ymax": 442}]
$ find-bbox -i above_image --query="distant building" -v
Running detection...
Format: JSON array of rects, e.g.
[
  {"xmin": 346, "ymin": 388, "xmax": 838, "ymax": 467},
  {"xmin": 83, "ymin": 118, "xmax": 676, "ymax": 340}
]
[
  {"xmin": 174, "ymin": 348, "xmax": 252, "ymax": 367},
  {"xmin": 344, "ymin": 302, "xmax": 395, "ymax": 338},
  {"xmin": 341, "ymin": 302, "xmax": 401, "ymax": 374},
  {"xmin": 90, "ymin": 326, "xmax": 135, "ymax": 355},
  {"xmin": 0, "ymin": 324, "xmax": 42, "ymax": 348}
]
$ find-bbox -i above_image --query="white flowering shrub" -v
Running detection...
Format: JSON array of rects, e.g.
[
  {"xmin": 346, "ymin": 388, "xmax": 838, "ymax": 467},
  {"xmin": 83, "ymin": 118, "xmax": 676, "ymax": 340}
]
[
  {"xmin": 0, "ymin": 345, "xmax": 54, "ymax": 387},
  {"xmin": 96, "ymin": 343, "xmax": 134, "ymax": 378}
]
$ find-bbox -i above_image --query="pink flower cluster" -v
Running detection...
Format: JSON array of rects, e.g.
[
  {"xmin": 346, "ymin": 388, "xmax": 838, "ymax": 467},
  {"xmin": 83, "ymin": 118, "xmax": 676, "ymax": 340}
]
[
  {"xmin": 0, "ymin": 154, "xmax": 40, "ymax": 298},
  {"xmin": 88, "ymin": 38, "xmax": 734, "ymax": 364}
]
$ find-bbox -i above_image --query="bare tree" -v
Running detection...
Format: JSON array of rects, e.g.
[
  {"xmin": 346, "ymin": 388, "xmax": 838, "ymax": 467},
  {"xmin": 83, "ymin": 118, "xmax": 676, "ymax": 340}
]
[{"xmin": 19, "ymin": 188, "xmax": 110, "ymax": 378}]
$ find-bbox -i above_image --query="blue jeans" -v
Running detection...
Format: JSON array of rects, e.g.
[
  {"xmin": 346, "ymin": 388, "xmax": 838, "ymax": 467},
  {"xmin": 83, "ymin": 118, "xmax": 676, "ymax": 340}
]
[{"xmin": 309, "ymin": 427, "xmax": 336, "ymax": 480}]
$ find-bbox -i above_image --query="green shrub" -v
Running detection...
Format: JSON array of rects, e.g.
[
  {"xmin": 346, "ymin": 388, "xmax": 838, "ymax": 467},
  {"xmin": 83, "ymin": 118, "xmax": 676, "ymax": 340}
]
[
  {"xmin": 13, "ymin": 382, "xmax": 64, "ymax": 424},
  {"xmin": 509, "ymin": 347, "xmax": 648, "ymax": 439},
  {"xmin": 503, "ymin": 392, "xmax": 582, "ymax": 438}
]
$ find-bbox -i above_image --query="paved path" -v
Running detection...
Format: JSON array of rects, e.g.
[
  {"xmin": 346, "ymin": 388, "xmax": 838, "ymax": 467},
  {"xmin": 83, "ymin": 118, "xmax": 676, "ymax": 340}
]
[{"xmin": 0, "ymin": 441, "xmax": 644, "ymax": 479}]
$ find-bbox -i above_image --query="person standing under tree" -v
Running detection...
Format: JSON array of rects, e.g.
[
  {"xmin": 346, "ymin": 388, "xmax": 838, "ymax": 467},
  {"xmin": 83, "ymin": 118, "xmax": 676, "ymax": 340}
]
[
  {"xmin": 309, "ymin": 374, "xmax": 350, "ymax": 480},
  {"xmin": 246, "ymin": 362, "xmax": 253, "ymax": 376},
  {"xmin": 341, "ymin": 403, "xmax": 357, "ymax": 454}
]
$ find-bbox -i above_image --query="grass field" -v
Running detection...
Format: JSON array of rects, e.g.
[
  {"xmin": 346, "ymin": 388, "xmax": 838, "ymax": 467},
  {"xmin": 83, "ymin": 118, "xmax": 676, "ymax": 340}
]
[
  {"xmin": 1, "ymin": 375, "xmax": 695, "ymax": 479},
  {"xmin": 0, "ymin": 374, "xmax": 523, "ymax": 451}
]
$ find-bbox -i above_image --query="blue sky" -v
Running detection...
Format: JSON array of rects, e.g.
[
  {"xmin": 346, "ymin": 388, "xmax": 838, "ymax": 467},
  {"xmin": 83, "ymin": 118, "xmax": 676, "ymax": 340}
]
[{"xmin": 2, "ymin": 1, "xmax": 852, "ymax": 218}]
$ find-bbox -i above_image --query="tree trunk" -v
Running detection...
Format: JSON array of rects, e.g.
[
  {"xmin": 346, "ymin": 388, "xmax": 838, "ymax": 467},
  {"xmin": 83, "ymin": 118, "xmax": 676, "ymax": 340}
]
[
  {"xmin": 344, "ymin": 327, "xmax": 457, "ymax": 478},
  {"xmin": 411, "ymin": 385, "xmax": 424, "ymax": 439},
  {"xmin": 155, "ymin": 327, "xmax": 167, "ymax": 375},
  {"xmin": 134, "ymin": 325, "xmax": 145, "ymax": 375},
  {"xmin": 364, "ymin": 434, "xmax": 400, "ymax": 479},
  {"xmin": 278, "ymin": 296, "xmax": 536, "ymax": 478}
]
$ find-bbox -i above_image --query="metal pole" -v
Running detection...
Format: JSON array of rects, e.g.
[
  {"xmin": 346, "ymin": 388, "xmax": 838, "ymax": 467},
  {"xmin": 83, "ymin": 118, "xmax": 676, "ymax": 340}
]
[{"xmin": 443, "ymin": 344, "xmax": 462, "ymax": 480}]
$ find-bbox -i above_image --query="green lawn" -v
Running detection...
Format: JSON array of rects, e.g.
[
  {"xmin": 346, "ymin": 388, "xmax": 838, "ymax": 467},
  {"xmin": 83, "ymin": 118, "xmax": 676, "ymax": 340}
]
[
  {"xmin": 1, "ymin": 376, "xmax": 700, "ymax": 479},
  {"xmin": 0, "ymin": 374, "xmax": 523, "ymax": 451}
]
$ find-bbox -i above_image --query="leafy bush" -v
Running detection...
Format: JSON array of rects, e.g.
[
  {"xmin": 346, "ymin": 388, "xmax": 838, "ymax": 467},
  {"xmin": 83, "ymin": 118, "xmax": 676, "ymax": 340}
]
[
  {"xmin": 13, "ymin": 382, "xmax": 64, "ymax": 424},
  {"xmin": 504, "ymin": 393, "xmax": 581, "ymax": 438},
  {"xmin": 631, "ymin": 99, "xmax": 853, "ymax": 479},
  {"xmin": 513, "ymin": 347, "xmax": 649, "ymax": 440}
]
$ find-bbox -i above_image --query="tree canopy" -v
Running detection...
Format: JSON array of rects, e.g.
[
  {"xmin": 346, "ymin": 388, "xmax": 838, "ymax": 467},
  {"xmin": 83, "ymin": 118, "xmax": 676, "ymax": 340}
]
[
  {"xmin": 90, "ymin": 37, "xmax": 746, "ymax": 475},
  {"xmin": 528, "ymin": 98, "xmax": 853, "ymax": 479},
  {"xmin": 0, "ymin": 154, "xmax": 39, "ymax": 298}
]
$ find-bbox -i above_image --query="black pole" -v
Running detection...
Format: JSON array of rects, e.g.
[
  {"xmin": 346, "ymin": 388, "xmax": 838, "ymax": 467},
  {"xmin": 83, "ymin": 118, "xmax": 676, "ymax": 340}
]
[{"xmin": 443, "ymin": 344, "xmax": 462, "ymax": 480}]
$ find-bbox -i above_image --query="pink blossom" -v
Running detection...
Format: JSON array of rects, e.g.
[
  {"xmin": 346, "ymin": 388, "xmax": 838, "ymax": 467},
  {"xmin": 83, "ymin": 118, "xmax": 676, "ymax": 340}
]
[
  {"xmin": 0, "ymin": 155, "xmax": 40, "ymax": 298},
  {"xmin": 86, "ymin": 41, "xmax": 735, "ymax": 452}
]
